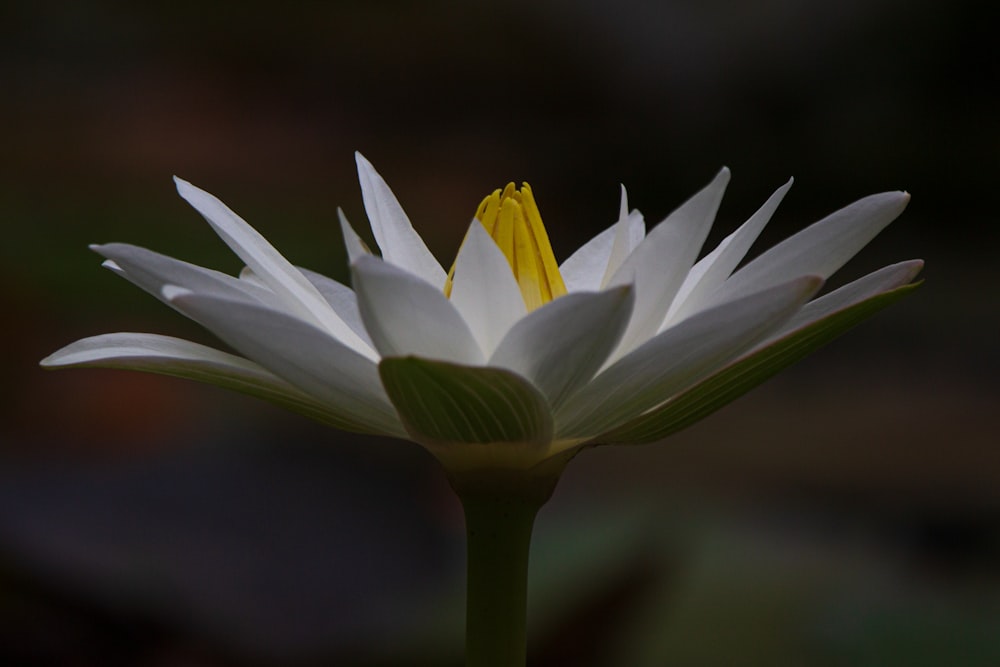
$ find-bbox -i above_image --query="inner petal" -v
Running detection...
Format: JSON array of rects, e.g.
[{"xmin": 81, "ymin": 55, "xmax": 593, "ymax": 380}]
[{"xmin": 445, "ymin": 183, "xmax": 567, "ymax": 311}]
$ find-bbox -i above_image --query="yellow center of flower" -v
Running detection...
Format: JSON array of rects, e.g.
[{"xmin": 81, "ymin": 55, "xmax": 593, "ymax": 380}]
[{"xmin": 445, "ymin": 182, "xmax": 567, "ymax": 311}]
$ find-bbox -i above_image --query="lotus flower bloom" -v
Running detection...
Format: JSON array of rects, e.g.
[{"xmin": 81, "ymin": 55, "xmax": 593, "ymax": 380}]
[{"xmin": 42, "ymin": 154, "xmax": 921, "ymax": 477}]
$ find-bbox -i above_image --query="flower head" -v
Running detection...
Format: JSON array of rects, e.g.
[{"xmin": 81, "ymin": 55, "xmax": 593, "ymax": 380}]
[{"xmin": 42, "ymin": 153, "xmax": 921, "ymax": 478}]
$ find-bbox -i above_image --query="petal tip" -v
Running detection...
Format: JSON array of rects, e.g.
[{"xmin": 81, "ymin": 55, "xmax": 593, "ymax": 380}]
[
  {"xmin": 161, "ymin": 284, "xmax": 193, "ymax": 302},
  {"xmin": 354, "ymin": 151, "xmax": 374, "ymax": 172}
]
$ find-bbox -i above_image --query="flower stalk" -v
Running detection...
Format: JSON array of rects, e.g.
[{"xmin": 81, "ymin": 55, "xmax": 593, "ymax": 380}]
[{"xmin": 450, "ymin": 467, "xmax": 561, "ymax": 667}]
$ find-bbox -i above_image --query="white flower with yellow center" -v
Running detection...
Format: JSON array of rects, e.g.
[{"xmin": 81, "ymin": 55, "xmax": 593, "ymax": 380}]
[{"xmin": 42, "ymin": 153, "xmax": 921, "ymax": 477}]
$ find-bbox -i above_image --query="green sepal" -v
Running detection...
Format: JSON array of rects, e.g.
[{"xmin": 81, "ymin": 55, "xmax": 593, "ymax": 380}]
[
  {"xmin": 379, "ymin": 356, "xmax": 553, "ymax": 447},
  {"xmin": 597, "ymin": 282, "xmax": 921, "ymax": 444}
]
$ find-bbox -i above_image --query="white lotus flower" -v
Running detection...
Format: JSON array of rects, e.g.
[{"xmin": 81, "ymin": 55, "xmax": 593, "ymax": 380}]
[{"xmin": 42, "ymin": 153, "xmax": 921, "ymax": 476}]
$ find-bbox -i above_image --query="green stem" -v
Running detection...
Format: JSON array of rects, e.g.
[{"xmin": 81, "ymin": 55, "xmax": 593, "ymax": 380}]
[{"xmin": 451, "ymin": 469, "xmax": 560, "ymax": 667}]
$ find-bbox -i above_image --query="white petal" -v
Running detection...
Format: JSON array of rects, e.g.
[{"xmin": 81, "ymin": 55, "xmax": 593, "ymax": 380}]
[
  {"xmin": 354, "ymin": 152, "xmax": 447, "ymax": 288},
  {"xmin": 173, "ymin": 177, "xmax": 375, "ymax": 358},
  {"xmin": 556, "ymin": 275, "xmax": 822, "ymax": 438},
  {"xmin": 559, "ymin": 189, "xmax": 645, "ymax": 293},
  {"xmin": 664, "ymin": 178, "xmax": 793, "ymax": 326},
  {"xmin": 602, "ymin": 185, "xmax": 646, "ymax": 285},
  {"xmin": 295, "ymin": 267, "xmax": 374, "ymax": 348},
  {"xmin": 94, "ymin": 243, "xmax": 278, "ymax": 307},
  {"xmin": 710, "ymin": 191, "xmax": 910, "ymax": 306},
  {"xmin": 489, "ymin": 286, "xmax": 634, "ymax": 410},
  {"xmin": 164, "ymin": 290, "xmax": 404, "ymax": 435},
  {"xmin": 606, "ymin": 168, "xmax": 731, "ymax": 360},
  {"xmin": 351, "ymin": 255, "xmax": 485, "ymax": 365},
  {"xmin": 337, "ymin": 208, "xmax": 371, "ymax": 263},
  {"xmin": 450, "ymin": 220, "xmax": 527, "ymax": 356},
  {"xmin": 763, "ymin": 259, "xmax": 924, "ymax": 344},
  {"xmin": 240, "ymin": 263, "xmax": 370, "ymax": 348},
  {"xmin": 559, "ymin": 224, "xmax": 617, "ymax": 292},
  {"xmin": 41, "ymin": 332, "xmax": 272, "ymax": 375},
  {"xmin": 39, "ymin": 333, "xmax": 392, "ymax": 434}
]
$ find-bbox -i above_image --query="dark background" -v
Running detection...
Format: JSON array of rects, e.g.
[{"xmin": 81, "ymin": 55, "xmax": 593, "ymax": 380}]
[{"xmin": 2, "ymin": 1, "xmax": 998, "ymax": 665}]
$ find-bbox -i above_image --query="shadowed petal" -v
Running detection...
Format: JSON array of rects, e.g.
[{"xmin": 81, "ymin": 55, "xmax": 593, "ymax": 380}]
[
  {"xmin": 555, "ymin": 275, "xmax": 821, "ymax": 439},
  {"xmin": 559, "ymin": 223, "xmax": 616, "ymax": 292},
  {"xmin": 664, "ymin": 178, "xmax": 793, "ymax": 326},
  {"xmin": 94, "ymin": 243, "xmax": 277, "ymax": 307},
  {"xmin": 598, "ymin": 280, "xmax": 922, "ymax": 444},
  {"xmin": 338, "ymin": 208, "xmax": 372, "ymax": 263},
  {"xmin": 174, "ymin": 177, "xmax": 375, "ymax": 358},
  {"xmin": 40, "ymin": 332, "xmax": 386, "ymax": 434},
  {"xmin": 606, "ymin": 168, "xmax": 730, "ymax": 360},
  {"xmin": 709, "ymin": 191, "xmax": 910, "ymax": 306},
  {"xmin": 489, "ymin": 286, "xmax": 634, "ymax": 410},
  {"xmin": 352, "ymin": 256, "xmax": 485, "ymax": 365},
  {"xmin": 602, "ymin": 185, "xmax": 646, "ymax": 285},
  {"xmin": 165, "ymin": 288, "xmax": 404, "ymax": 436},
  {"xmin": 764, "ymin": 259, "xmax": 924, "ymax": 343}
]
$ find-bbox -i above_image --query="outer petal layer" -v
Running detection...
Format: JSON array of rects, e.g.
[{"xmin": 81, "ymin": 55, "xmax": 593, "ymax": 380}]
[
  {"xmin": 379, "ymin": 357, "xmax": 554, "ymax": 470},
  {"xmin": 606, "ymin": 168, "xmax": 730, "ymax": 359},
  {"xmin": 38, "ymin": 333, "xmax": 380, "ymax": 433},
  {"xmin": 664, "ymin": 178, "xmax": 793, "ymax": 325},
  {"xmin": 174, "ymin": 177, "xmax": 375, "ymax": 358},
  {"xmin": 166, "ymin": 289, "xmax": 404, "ymax": 437},
  {"xmin": 555, "ymin": 275, "xmax": 822, "ymax": 439},
  {"xmin": 766, "ymin": 259, "xmax": 924, "ymax": 342},
  {"xmin": 95, "ymin": 243, "xmax": 277, "ymax": 308},
  {"xmin": 599, "ymin": 280, "xmax": 922, "ymax": 444},
  {"xmin": 710, "ymin": 191, "xmax": 910, "ymax": 306}
]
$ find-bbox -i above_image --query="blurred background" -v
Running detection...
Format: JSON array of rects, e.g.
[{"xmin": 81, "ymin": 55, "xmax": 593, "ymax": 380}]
[{"xmin": 2, "ymin": 0, "xmax": 998, "ymax": 664}]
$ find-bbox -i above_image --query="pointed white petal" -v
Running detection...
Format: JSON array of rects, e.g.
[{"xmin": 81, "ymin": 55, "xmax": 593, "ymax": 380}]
[
  {"xmin": 39, "ymin": 332, "xmax": 388, "ymax": 433},
  {"xmin": 598, "ymin": 279, "xmax": 922, "ymax": 444},
  {"xmin": 711, "ymin": 191, "xmax": 910, "ymax": 306},
  {"xmin": 665, "ymin": 178, "xmax": 793, "ymax": 326},
  {"xmin": 450, "ymin": 220, "xmax": 527, "ymax": 356},
  {"xmin": 296, "ymin": 266, "xmax": 374, "ymax": 348},
  {"xmin": 94, "ymin": 243, "xmax": 278, "ymax": 307},
  {"xmin": 556, "ymin": 275, "xmax": 822, "ymax": 438},
  {"xmin": 173, "ymin": 177, "xmax": 375, "ymax": 358},
  {"xmin": 559, "ymin": 224, "xmax": 617, "ymax": 292},
  {"xmin": 489, "ymin": 286, "xmax": 634, "ymax": 410},
  {"xmin": 165, "ymin": 290, "xmax": 404, "ymax": 436},
  {"xmin": 764, "ymin": 259, "xmax": 924, "ymax": 343},
  {"xmin": 351, "ymin": 255, "xmax": 485, "ymax": 365},
  {"xmin": 606, "ymin": 168, "xmax": 731, "ymax": 359},
  {"xmin": 337, "ymin": 208, "xmax": 371, "ymax": 263},
  {"xmin": 602, "ymin": 185, "xmax": 647, "ymax": 285},
  {"xmin": 559, "ymin": 190, "xmax": 645, "ymax": 293},
  {"xmin": 354, "ymin": 153, "xmax": 447, "ymax": 288}
]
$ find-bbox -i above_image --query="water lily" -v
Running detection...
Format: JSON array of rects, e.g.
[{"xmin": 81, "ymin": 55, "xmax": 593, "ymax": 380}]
[{"xmin": 41, "ymin": 153, "xmax": 921, "ymax": 667}]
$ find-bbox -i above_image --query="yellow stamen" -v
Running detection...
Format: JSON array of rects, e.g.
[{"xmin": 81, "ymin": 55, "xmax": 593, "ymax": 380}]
[{"xmin": 445, "ymin": 182, "xmax": 567, "ymax": 310}]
